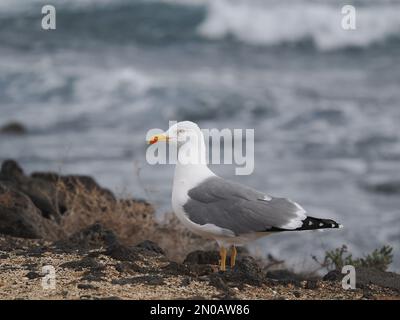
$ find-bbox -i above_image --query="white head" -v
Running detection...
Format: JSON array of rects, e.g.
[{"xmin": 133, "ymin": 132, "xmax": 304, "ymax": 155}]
[
  {"xmin": 148, "ymin": 121, "xmax": 207, "ymax": 165},
  {"xmin": 148, "ymin": 121, "xmax": 204, "ymax": 149}
]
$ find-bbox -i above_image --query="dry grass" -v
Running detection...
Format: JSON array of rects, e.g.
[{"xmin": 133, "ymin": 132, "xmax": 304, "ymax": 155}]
[{"xmin": 53, "ymin": 179, "xmax": 214, "ymax": 262}]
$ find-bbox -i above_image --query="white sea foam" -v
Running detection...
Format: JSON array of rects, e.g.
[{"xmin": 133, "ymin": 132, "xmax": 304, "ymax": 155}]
[
  {"xmin": 2, "ymin": 0, "xmax": 400, "ymax": 51},
  {"xmin": 198, "ymin": 0, "xmax": 400, "ymax": 50}
]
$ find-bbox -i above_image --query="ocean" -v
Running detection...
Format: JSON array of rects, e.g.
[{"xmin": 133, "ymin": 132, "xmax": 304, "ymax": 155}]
[{"xmin": 1, "ymin": 0, "xmax": 399, "ymax": 272}]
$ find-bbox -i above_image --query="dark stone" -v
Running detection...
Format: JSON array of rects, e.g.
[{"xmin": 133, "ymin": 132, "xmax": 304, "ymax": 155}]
[
  {"xmin": 361, "ymin": 288, "xmax": 375, "ymax": 300},
  {"xmin": 0, "ymin": 160, "xmax": 152, "ymax": 244},
  {"xmin": 0, "ymin": 161, "xmax": 65, "ymax": 223},
  {"xmin": 186, "ymin": 264, "xmax": 215, "ymax": 276},
  {"xmin": 184, "ymin": 250, "xmax": 220, "ymax": 265},
  {"xmin": 114, "ymin": 261, "xmax": 145, "ymax": 274},
  {"xmin": 355, "ymin": 267, "xmax": 400, "ymax": 291},
  {"xmin": 0, "ymin": 122, "xmax": 27, "ymax": 135},
  {"xmin": 209, "ymin": 276, "xmax": 230, "ymax": 292},
  {"xmin": 234, "ymin": 256, "xmax": 265, "ymax": 283},
  {"xmin": 106, "ymin": 243, "xmax": 140, "ymax": 262},
  {"xmin": 112, "ymin": 275, "xmax": 165, "ymax": 286},
  {"xmin": 0, "ymin": 159, "xmax": 116, "ymax": 224},
  {"xmin": 265, "ymin": 269, "xmax": 306, "ymax": 288},
  {"xmin": 183, "ymin": 251, "xmax": 268, "ymax": 289},
  {"xmin": 180, "ymin": 277, "xmax": 191, "ymax": 287},
  {"xmin": 190, "ymin": 255, "xmax": 267, "ymax": 299},
  {"xmin": 162, "ymin": 261, "xmax": 192, "ymax": 276},
  {"xmin": 60, "ymin": 257, "xmax": 104, "ymax": 271},
  {"xmin": 25, "ymin": 246, "xmax": 46, "ymax": 257},
  {"xmin": 208, "ymin": 276, "xmax": 238, "ymax": 300},
  {"xmin": 26, "ymin": 271, "xmax": 41, "ymax": 279},
  {"xmin": 208, "ymin": 256, "xmax": 266, "ymax": 289},
  {"xmin": 23, "ymin": 263, "xmax": 38, "ymax": 271},
  {"xmin": 323, "ymin": 267, "xmax": 400, "ymax": 292},
  {"xmin": 81, "ymin": 270, "xmax": 106, "ymax": 282},
  {"xmin": 322, "ymin": 269, "xmax": 343, "ymax": 282},
  {"xmin": 55, "ymin": 223, "xmax": 118, "ymax": 252},
  {"xmin": 114, "ymin": 262, "xmax": 130, "ymax": 273},
  {"xmin": 136, "ymin": 240, "xmax": 165, "ymax": 255},
  {"xmin": 70, "ymin": 256, "xmax": 108, "ymax": 282},
  {"xmin": 183, "ymin": 250, "xmax": 266, "ymax": 286},
  {"xmin": 0, "ymin": 253, "xmax": 8, "ymax": 259},
  {"xmin": 305, "ymin": 280, "xmax": 319, "ymax": 290},
  {"xmin": 0, "ymin": 160, "xmax": 24, "ymax": 180},
  {"xmin": 29, "ymin": 172, "xmax": 60, "ymax": 183},
  {"xmin": 0, "ymin": 182, "xmax": 59, "ymax": 239},
  {"xmin": 77, "ymin": 283, "xmax": 97, "ymax": 290},
  {"xmin": 293, "ymin": 290, "xmax": 301, "ymax": 298}
]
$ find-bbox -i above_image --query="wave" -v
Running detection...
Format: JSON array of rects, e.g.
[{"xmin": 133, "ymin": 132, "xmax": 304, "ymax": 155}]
[
  {"xmin": 198, "ymin": 0, "xmax": 400, "ymax": 50},
  {"xmin": 1, "ymin": 0, "xmax": 400, "ymax": 51}
]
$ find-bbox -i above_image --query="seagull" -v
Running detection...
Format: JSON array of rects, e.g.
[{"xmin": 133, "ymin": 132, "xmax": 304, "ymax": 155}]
[{"xmin": 148, "ymin": 121, "xmax": 342, "ymax": 272}]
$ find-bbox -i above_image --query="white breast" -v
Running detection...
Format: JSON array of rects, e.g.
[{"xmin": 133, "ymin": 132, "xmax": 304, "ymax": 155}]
[{"xmin": 171, "ymin": 163, "xmax": 235, "ymax": 240}]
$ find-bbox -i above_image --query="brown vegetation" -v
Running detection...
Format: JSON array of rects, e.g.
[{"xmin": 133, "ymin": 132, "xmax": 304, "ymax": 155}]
[{"xmin": 57, "ymin": 179, "xmax": 215, "ymax": 261}]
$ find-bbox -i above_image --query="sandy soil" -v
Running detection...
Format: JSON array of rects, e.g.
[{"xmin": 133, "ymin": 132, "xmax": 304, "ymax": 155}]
[{"xmin": 1, "ymin": 234, "xmax": 399, "ymax": 300}]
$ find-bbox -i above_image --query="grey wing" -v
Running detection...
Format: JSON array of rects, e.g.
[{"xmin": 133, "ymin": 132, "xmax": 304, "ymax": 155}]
[{"xmin": 183, "ymin": 177, "xmax": 307, "ymax": 235}]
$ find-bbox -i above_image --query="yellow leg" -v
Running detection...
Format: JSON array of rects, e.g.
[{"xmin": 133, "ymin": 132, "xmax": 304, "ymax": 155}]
[
  {"xmin": 230, "ymin": 245, "xmax": 237, "ymax": 268},
  {"xmin": 219, "ymin": 246, "xmax": 227, "ymax": 272}
]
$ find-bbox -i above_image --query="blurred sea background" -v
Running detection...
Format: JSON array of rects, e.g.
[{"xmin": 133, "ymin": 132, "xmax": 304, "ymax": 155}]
[{"xmin": 1, "ymin": 0, "xmax": 399, "ymax": 271}]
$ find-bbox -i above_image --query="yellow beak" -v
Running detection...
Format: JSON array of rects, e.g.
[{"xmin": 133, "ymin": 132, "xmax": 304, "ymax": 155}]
[{"xmin": 148, "ymin": 134, "xmax": 169, "ymax": 145}]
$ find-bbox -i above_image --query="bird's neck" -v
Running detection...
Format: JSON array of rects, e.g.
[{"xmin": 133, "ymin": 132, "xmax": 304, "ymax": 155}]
[{"xmin": 174, "ymin": 137, "xmax": 215, "ymax": 188}]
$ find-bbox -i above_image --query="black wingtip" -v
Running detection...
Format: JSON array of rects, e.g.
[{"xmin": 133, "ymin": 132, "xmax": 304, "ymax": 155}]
[
  {"xmin": 295, "ymin": 216, "xmax": 342, "ymax": 231},
  {"xmin": 265, "ymin": 217, "xmax": 343, "ymax": 233}
]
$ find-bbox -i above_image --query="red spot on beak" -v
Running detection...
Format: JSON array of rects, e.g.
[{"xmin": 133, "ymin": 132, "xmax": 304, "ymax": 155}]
[{"xmin": 149, "ymin": 136, "xmax": 158, "ymax": 145}]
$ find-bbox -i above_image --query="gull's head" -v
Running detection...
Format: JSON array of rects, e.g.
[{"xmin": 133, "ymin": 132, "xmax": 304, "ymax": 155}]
[{"xmin": 148, "ymin": 121, "xmax": 203, "ymax": 148}]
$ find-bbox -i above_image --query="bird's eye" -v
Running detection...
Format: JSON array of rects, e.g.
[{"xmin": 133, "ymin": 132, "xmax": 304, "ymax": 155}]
[{"xmin": 177, "ymin": 129, "xmax": 184, "ymax": 134}]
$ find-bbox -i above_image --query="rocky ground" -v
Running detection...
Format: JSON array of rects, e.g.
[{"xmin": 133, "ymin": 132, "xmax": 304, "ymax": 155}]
[{"xmin": 0, "ymin": 159, "xmax": 399, "ymax": 300}]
